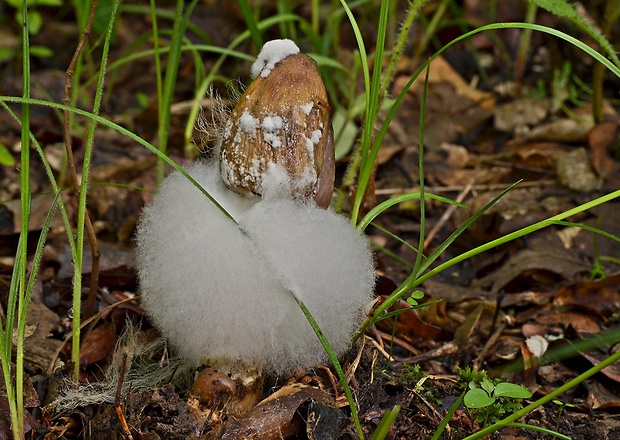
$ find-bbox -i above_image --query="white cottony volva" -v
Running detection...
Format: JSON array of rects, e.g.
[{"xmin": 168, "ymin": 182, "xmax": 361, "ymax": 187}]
[{"xmin": 135, "ymin": 161, "xmax": 375, "ymax": 374}]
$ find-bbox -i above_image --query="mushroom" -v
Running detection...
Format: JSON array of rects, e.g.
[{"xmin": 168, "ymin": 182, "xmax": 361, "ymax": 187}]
[{"xmin": 135, "ymin": 40, "xmax": 375, "ymax": 376}]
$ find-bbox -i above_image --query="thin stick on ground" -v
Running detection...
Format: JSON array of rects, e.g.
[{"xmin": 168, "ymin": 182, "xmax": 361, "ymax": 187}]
[
  {"xmin": 114, "ymin": 352, "xmax": 134, "ymax": 440},
  {"xmin": 62, "ymin": 0, "xmax": 101, "ymax": 320},
  {"xmin": 423, "ymin": 176, "xmax": 475, "ymax": 252}
]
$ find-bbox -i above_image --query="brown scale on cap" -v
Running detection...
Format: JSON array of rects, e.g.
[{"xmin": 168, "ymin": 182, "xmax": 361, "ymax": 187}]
[{"xmin": 219, "ymin": 53, "xmax": 335, "ymax": 208}]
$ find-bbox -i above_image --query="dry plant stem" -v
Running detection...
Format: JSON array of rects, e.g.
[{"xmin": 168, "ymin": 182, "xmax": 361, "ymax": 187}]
[
  {"xmin": 62, "ymin": 0, "xmax": 101, "ymax": 320},
  {"xmin": 423, "ymin": 176, "xmax": 475, "ymax": 252},
  {"xmin": 115, "ymin": 353, "xmax": 134, "ymax": 440},
  {"xmin": 396, "ymin": 341, "xmax": 459, "ymax": 365},
  {"xmin": 317, "ymin": 365, "xmax": 340, "ymax": 400},
  {"xmin": 374, "ymin": 328, "xmax": 422, "ymax": 356},
  {"xmin": 473, "ymin": 322, "xmax": 505, "ymax": 371},
  {"xmin": 366, "ymin": 336, "xmax": 395, "ymax": 362}
]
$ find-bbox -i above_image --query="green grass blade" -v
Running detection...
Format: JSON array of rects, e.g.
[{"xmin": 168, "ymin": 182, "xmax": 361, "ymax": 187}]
[
  {"xmin": 551, "ymin": 220, "xmax": 620, "ymax": 243},
  {"xmin": 431, "ymin": 391, "xmax": 465, "ymax": 440},
  {"xmin": 412, "ymin": 66, "xmax": 430, "ymax": 279},
  {"xmin": 346, "ymin": 0, "xmax": 391, "ymax": 225},
  {"xmin": 338, "ymin": 0, "xmax": 370, "ymax": 225},
  {"xmin": 16, "ymin": 0, "xmax": 32, "ymax": 435},
  {"xmin": 353, "ymin": 188, "xmax": 620, "ymax": 343},
  {"xmin": 357, "ymin": 193, "xmax": 465, "ymax": 232},
  {"xmin": 149, "ymin": 0, "xmax": 163, "ymax": 136},
  {"xmin": 370, "ymin": 405, "xmax": 401, "ymax": 440},
  {"xmin": 506, "ymin": 422, "xmax": 570, "ymax": 439},
  {"xmin": 375, "ymin": 299, "xmax": 442, "ymax": 322},
  {"xmin": 0, "ymin": 96, "xmax": 238, "ymax": 224},
  {"xmin": 414, "ymin": 189, "xmax": 620, "ymax": 288},
  {"xmin": 532, "ymin": 0, "xmax": 620, "ymax": 68},
  {"xmin": 120, "ymin": 4, "xmax": 212, "ymax": 44},
  {"xmin": 237, "ymin": 0, "xmax": 263, "ymax": 49},
  {"xmin": 365, "ymin": 23, "xmax": 620, "ymax": 220},
  {"xmin": 417, "ymin": 181, "xmax": 520, "ymax": 277},
  {"xmin": 292, "ymin": 295, "xmax": 364, "ymax": 439},
  {"xmin": 106, "ymin": 44, "xmax": 254, "ymax": 76},
  {"xmin": 371, "ymin": 221, "xmax": 420, "ymax": 264},
  {"xmin": 70, "ymin": 0, "xmax": 122, "ymax": 383},
  {"xmin": 155, "ymin": 0, "xmax": 199, "ymax": 183},
  {"xmin": 0, "ymin": 102, "xmax": 77, "ymax": 256}
]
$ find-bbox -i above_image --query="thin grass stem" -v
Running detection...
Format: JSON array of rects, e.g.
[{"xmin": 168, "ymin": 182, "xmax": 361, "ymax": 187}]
[
  {"xmin": 15, "ymin": 0, "xmax": 33, "ymax": 436},
  {"xmin": 0, "ymin": 97, "xmax": 237, "ymax": 224}
]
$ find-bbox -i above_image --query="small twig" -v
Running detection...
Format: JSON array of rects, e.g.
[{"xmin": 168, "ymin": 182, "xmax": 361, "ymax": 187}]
[
  {"xmin": 344, "ymin": 336, "xmax": 367, "ymax": 384},
  {"xmin": 423, "ymin": 176, "xmax": 475, "ymax": 252},
  {"xmin": 317, "ymin": 365, "xmax": 340, "ymax": 399},
  {"xmin": 62, "ymin": 0, "xmax": 101, "ymax": 320},
  {"xmin": 473, "ymin": 322, "xmax": 506, "ymax": 371},
  {"xmin": 489, "ymin": 289, "xmax": 505, "ymax": 337},
  {"xmin": 364, "ymin": 334, "xmax": 395, "ymax": 363},
  {"xmin": 396, "ymin": 341, "xmax": 459, "ymax": 365},
  {"xmin": 373, "ymin": 328, "xmax": 422, "ymax": 357},
  {"xmin": 115, "ymin": 352, "xmax": 134, "ymax": 440},
  {"xmin": 200, "ymin": 397, "xmax": 220, "ymax": 437}
]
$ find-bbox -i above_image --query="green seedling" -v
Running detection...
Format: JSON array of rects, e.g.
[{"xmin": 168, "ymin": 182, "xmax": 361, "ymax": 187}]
[
  {"xmin": 464, "ymin": 374, "xmax": 532, "ymax": 427},
  {"xmin": 392, "ymin": 364, "xmax": 442, "ymax": 408},
  {"xmin": 406, "ymin": 290, "xmax": 425, "ymax": 307},
  {"xmin": 552, "ymin": 399, "xmax": 575, "ymax": 431}
]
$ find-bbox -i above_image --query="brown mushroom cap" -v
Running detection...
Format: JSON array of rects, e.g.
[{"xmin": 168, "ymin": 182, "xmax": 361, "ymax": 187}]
[{"xmin": 219, "ymin": 53, "xmax": 334, "ymax": 208}]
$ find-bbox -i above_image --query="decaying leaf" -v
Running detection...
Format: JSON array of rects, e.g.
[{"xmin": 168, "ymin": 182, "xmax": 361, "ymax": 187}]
[
  {"xmin": 210, "ymin": 383, "xmax": 346, "ymax": 440},
  {"xmin": 556, "ymin": 147, "xmax": 604, "ymax": 192}
]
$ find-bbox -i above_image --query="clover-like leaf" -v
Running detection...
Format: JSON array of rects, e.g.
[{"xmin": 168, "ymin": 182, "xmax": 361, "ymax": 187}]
[
  {"xmin": 464, "ymin": 388, "xmax": 495, "ymax": 409},
  {"xmin": 493, "ymin": 382, "xmax": 532, "ymax": 399}
]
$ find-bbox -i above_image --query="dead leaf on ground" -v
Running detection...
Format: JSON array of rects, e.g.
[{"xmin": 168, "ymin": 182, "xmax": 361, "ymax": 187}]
[
  {"xmin": 556, "ymin": 148, "xmax": 604, "ymax": 192},
  {"xmin": 494, "ymin": 97, "xmax": 550, "ymax": 132},
  {"xmin": 588, "ymin": 120, "xmax": 618, "ymax": 176},
  {"xmin": 553, "ymin": 274, "xmax": 620, "ymax": 317},
  {"xmin": 520, "ymin": 117, "xmax": 594, "ymax": 143},
  {"xmin": 79, "ymin": 322, "xmax": 116, "ymax": 367},
  {"xmin": 212, "ymin": 383, "xmax": 347, "ymax": 440},
  {"xmin": 474, "ymin": 247, "xmax": 588, "ymax": 293},
  {"xmin": 584, "ymin": 380, "xmax": 620, "ymax": 410}
]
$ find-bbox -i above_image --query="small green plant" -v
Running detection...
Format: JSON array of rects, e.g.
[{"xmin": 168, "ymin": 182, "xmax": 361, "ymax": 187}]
[
  {"xmin": 463, "ymin": 374, "xmax": 532, "ymax": 426},
  {"xmin": 453, "ymin": 367, "xmax": 571, "ymax": 440},
  {"xmin": 392, "ymin": 364, "xmax": 442, "ymax": 407},
  {"xmin": 552, "ymin": 399, "xmax": 575, "ymax": 431},
  {"xmin": 406, "ymin": 290, "xmax": 425, "ymax": 306},
  {"xmin": 392, "ymin": 363, "xmax": 426, "ymax": 387}
]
